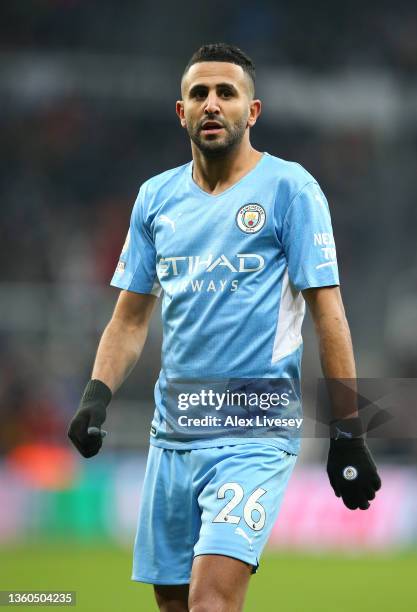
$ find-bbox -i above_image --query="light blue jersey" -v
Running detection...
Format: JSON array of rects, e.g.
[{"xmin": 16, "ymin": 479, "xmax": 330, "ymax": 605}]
[{"xmin": 111, "ymin": 153, "xmax": 339, "ymax": 454}]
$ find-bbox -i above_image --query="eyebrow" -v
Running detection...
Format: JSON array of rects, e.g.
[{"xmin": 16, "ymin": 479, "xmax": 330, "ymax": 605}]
[{"xmin": 188, "ymin": 82, "xmax": 239, "ymax": 97}]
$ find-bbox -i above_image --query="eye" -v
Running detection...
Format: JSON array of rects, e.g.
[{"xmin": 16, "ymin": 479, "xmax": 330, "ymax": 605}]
[
  {"xmin": 220, "ymin": 89, "xmax": 233, "ymax": 98},
  {"xmin": 191, "ymin": 88, "xmax": 207, "ymax": 100}
]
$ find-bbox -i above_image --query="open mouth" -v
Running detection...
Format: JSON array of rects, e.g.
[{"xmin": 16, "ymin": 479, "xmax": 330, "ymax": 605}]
[{"xmin": 201, "ymin": 121, "xmax": 225, "ymax": 134}]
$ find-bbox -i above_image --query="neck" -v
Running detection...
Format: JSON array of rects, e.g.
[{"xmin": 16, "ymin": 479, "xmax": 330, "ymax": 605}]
[{"xmin": 191, "ymin": 139, "xmax": 263, "ymax": 195}]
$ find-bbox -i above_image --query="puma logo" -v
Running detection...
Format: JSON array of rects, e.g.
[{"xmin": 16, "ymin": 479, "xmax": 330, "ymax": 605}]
[
  {"xmin": 159, "ymin": 215, "xmax": 176, "ymax": 232},
  {"xmin": 235, "ymin": 527, "xmax": 253, "ymax": 547}
]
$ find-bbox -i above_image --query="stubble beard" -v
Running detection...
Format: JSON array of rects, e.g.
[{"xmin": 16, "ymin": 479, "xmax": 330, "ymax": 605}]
[{"xmin": 188, "ymin": 116, "xmax": 248, "ymax": 159}]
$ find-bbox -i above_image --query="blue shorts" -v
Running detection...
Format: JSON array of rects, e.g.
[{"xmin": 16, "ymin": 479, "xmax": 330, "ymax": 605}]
[{"xmin": 132, "ymin": 442, "xmax": 297, "ymax": 585}]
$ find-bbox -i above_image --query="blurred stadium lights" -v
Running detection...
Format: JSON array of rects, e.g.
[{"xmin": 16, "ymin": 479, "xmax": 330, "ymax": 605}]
[
  {"xmin": 1, "ymin": 458, "xmax": 416, "ymax": 550},
  {"xmin": 1, "ymin": 53, "xmax": 416, "ymax": 132}
]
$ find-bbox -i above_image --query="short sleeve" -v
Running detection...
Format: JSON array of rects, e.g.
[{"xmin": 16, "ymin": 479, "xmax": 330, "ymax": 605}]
[
  {"xmin": 281, "ymin": 181, "xmax": 340, "ymax": 291},
  {"xmin": 110, "ymin": 188, "xmax": 162, "ymax": 296}
]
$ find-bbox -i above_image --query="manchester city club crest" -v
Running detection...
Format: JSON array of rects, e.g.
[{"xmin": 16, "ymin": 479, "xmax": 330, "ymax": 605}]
[{"xmin": 236, "ymin": 203, "xmax": 266, "ymax": 234}]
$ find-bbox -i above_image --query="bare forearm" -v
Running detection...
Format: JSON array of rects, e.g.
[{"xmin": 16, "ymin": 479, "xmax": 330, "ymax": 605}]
[
  {"xmin": 315, "ymin": 313, "xmax": 358, "ymax": 419},
  {"xmin": 91, "ymin": 317, "xmax": 148, "ymax": 393},
  {"xmin": 316, "ymin": 310, "xmax": 356, "ymax": 377}
]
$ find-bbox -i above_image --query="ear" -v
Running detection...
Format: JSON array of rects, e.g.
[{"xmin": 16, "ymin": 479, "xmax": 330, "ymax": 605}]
[
  {"xmin": 247, "ymin": 99, "xmax": 262, "ymax": 128},
  {"xmin": 176, "ymin": 100, "xmax": 187, "ymax": 128}
]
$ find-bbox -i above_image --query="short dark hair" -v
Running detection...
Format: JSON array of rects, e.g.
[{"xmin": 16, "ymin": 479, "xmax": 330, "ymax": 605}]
[{"xmin": 182, "ymin": 43, "xmax": 256, "ymax": 96}]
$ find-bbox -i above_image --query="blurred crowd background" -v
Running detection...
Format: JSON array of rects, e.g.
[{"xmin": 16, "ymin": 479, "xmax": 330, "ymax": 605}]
[{"xmin": 0, "ymin": 0, "xmax": 416, "ymax": 552}]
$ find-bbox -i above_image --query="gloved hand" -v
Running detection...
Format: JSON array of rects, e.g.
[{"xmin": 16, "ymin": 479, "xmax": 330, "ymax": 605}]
[
  {"xmin": 68, "ymin": 379, "xmax": 112, "ymax": 458},
  {"xmin": 327, "ymin": 417, "xmax": 381, "ymax": 510}
]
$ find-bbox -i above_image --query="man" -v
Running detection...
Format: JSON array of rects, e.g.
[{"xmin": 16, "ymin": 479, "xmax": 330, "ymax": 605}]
[{"xmin": 68, "ymin": 43, "xmax": 381, "ymax": 612}]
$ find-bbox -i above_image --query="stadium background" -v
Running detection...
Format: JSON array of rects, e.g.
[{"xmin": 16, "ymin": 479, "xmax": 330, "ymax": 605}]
[{"xmin": 1, "ymin": 1, "xmax": 416, "ymax": 610}]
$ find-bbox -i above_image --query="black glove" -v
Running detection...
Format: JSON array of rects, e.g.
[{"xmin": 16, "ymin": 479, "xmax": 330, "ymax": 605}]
[
  {"xmin": 327, "ymin": 417, "xmax": 381, "ymax": 510},
  {"xmin": 68, "ymin": 379, "xmax": 112, "ymax": 458}
]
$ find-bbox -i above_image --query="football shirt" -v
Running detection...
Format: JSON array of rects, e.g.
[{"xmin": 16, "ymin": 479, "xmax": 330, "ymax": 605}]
[{"xmin": 111, "ymin": 153, "xmax": 339, "ymax": 453}]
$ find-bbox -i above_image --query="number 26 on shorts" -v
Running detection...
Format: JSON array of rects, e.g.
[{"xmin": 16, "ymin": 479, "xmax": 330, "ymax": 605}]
[{"xmin": 213, "ymin": 482, "xmax": 266, "ymax": 531}]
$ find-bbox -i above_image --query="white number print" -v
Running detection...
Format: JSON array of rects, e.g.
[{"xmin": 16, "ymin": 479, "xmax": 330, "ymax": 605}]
[
  {"xmin": 244, "ymin": 488, "xmax": 267, "ymax": 531},
  {"xmin": 213, "ymin": 482, "xmax": 244, "ymax": 525},
  {"xmin": 213, "ymin": 483, "xmax": 267, "ymax": 531}
]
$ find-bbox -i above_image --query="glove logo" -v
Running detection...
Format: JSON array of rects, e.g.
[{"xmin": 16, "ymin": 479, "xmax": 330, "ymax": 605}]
[{"xmin": 343, "ymin": 466, "xmax": 358, "ymax": 481}]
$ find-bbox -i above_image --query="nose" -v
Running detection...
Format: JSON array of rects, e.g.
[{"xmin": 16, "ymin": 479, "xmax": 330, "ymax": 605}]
[{"xmin": 203, "ymin": 92, "xmax": 221, "ymax": 115}]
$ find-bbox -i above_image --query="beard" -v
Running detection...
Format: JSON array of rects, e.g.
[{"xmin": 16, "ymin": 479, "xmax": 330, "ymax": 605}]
[{"xmin": 187, "ymin": 115, "xmax": 248, "ymax": 159}]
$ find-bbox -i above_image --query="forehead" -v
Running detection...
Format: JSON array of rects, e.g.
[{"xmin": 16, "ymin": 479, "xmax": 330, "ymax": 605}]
[{"xmin": 182, "ymin": 61, "xmax": 249, "ymax": 94}]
